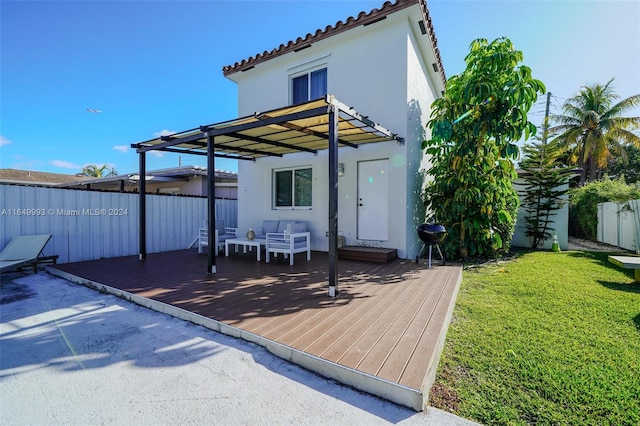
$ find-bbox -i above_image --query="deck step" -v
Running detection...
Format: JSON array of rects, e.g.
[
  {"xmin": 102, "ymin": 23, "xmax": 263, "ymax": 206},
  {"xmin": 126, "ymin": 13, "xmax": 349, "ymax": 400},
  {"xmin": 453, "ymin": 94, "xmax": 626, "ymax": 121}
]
[{"xmin": 337, "ymin": 246, "xmax": 398, "ymax": 263}]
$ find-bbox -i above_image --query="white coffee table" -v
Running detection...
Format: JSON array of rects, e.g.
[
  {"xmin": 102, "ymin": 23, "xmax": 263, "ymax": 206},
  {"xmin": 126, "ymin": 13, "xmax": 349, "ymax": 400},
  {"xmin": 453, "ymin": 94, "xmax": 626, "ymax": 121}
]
[{"xmin": 225, "ymin": 238, "xmax": 267, "ymax": 261}]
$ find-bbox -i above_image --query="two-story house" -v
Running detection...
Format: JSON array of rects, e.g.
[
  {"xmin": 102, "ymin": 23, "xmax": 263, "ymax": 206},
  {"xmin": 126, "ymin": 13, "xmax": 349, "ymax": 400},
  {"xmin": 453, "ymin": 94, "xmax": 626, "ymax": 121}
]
[{"xmin": 225, "ymin": 0, "xmax": 445, "ymax": 260}]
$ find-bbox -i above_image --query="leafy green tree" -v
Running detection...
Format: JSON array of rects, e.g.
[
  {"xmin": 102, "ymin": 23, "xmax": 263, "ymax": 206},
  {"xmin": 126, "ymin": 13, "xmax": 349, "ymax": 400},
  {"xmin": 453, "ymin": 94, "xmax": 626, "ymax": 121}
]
[
  {"xmin": 607, "ymin": 145, "xmax": 640, "ymax": 184},
  {"xmin": 80, "ymin": 164, "xmax": 117, "ymax": 177},
  {"xmin": 423, "ymin": 38, "xmax": 545, "ymax": 259},
  {"xmin": 520, "ymin": 132, "xmax": 573, "ymax": 249},
  {"xmin": 549, "ymin": 79, "xmax": 640, "ymax": 186}
]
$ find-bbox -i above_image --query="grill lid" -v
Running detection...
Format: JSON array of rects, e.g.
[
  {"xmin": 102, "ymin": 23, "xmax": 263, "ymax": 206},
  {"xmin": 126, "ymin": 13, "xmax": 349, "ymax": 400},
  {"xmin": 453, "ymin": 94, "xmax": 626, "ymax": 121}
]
[{"xmin": 417, "ymin": 223, "xmax": 447, "ymax": 244}]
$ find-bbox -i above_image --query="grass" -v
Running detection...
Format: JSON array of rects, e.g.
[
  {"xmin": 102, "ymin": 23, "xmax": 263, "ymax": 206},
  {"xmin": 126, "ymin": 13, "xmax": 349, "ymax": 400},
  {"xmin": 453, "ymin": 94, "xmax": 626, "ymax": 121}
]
[{"xmin": 430, "ymin": 250, "xmax": 640, "ymax": 425}]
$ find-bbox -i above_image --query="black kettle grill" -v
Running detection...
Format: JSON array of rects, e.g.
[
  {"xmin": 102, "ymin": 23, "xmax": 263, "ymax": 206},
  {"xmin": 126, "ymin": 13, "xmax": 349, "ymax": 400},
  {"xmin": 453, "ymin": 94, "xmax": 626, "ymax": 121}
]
[{"xmin": 416, "ymin": 223, "xmax": 447, "ymax": 268}]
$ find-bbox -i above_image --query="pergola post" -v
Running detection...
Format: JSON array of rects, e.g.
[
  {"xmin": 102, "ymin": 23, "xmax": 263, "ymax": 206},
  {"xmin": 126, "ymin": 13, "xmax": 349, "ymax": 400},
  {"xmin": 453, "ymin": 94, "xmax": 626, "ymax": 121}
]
[
  {"xmin": 206, "ymin": 132, "xmax": 217, "ymax": 274},
  {"xmin": 138, "ymin": 151, "xmax": 146, "ymax": 261},
  {"xmin": 328, "ymin": 103, "xmax": 339, "ymax": 297}
]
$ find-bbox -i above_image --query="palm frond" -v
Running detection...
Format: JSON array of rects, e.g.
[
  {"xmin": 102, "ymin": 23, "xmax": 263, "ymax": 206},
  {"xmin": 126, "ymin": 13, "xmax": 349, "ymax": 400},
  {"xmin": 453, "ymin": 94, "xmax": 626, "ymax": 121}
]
[
  {"xmin": 609, "ymin": 127, "xmax": 640, "ymax": 147},
  {"xmin": 602, "ymin": 93, "xmax": 640, "ymax": 120}
]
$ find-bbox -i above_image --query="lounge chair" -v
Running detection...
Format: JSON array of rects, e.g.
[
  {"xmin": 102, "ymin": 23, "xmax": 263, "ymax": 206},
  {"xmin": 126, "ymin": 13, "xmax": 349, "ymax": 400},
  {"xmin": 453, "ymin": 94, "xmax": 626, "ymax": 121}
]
[{"xmin": 0, "ymin": 234, "xmax": 58, "ymax": 274}]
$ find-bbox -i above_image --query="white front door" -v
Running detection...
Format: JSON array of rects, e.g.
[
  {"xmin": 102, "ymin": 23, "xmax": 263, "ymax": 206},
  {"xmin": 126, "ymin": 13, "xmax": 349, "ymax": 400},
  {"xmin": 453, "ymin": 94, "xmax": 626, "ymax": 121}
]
[{"xmin": 357, "ymin": 159, "xmax": 389, "ymax": 241}]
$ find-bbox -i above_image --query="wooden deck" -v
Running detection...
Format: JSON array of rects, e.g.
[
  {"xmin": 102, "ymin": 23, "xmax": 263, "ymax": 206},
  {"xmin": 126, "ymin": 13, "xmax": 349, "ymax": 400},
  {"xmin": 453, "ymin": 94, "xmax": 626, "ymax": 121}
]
[{"xmin": 49, "ymin": 248, "xmax": 462, "ymax": 410}]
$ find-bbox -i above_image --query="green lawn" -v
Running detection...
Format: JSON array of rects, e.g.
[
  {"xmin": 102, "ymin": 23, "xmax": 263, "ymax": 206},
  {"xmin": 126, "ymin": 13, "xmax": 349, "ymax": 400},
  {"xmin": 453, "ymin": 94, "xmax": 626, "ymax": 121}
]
[{"xmin": 430, "ymin": 251, "xmax": 640, "ymax": 425}]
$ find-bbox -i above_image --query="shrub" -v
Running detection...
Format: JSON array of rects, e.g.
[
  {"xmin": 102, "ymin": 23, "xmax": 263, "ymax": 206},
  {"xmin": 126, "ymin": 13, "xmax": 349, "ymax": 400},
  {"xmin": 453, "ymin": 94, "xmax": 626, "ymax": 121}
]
[{"xmin": 569, "ymin": 176, "xmax": 640, "ymax": 239}]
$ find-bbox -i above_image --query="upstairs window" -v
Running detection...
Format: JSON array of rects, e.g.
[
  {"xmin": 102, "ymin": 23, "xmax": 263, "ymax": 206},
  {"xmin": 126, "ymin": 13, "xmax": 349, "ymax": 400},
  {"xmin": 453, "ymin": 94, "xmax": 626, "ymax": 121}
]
[
  {"xmin": 274, "ymin": 167, "xmax": 312, "ymax": 208},
  {"xmin": 291, "ymin": 68, "xmax": 327, "ymax": 104}
]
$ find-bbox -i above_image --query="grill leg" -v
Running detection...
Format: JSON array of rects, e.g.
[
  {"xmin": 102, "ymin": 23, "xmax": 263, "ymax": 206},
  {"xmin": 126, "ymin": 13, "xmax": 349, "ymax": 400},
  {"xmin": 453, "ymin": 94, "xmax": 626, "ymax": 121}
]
[
  {"xmin": 436, "ymin": 244, "xmax": 445, "ymax": 265},
  {"xmin": 428, "ymin": 245, "xmax": 433, "ymax": 269},
  {"xmin": 416, "ymin": 244, "xmax": 426, "ymax": 264}
]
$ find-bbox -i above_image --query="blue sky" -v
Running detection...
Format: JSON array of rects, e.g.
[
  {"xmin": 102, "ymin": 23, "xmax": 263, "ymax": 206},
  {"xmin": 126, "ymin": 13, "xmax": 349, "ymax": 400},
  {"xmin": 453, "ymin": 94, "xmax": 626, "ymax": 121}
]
[{"xmin": 1, "ymin": 0, "xmax": 639, "ymax": 175}]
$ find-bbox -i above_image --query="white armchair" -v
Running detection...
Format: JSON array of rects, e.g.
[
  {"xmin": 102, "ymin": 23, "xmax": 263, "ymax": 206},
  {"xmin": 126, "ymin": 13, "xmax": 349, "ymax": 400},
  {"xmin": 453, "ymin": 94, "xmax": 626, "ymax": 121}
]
[
  {"xmin": 265, "ymin": 223, "xmax": 311, "ymax": 266},
  {"xmin": 198, "ymin": 222, "xmax": 237, "ymax": 255}
]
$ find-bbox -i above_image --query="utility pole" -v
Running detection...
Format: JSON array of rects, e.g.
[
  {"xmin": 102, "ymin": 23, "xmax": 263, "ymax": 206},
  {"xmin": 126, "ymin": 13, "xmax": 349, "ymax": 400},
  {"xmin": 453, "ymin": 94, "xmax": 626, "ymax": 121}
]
[{"xmin": 542, "ymin": 91, "xmax": 551, "ymax": 145}]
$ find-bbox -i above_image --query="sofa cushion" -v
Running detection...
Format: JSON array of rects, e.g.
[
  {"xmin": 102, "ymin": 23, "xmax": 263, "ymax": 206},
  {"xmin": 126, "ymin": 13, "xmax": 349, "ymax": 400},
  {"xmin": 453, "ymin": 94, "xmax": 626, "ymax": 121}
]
[
  {"xmin": 278, "ymin": 220, "xmax": 296, "ymax": 233},
  {"xmin": 289, "ymin": 223, "xmax": 307, "ymax": 233},
  {"xmin": 262, "ymin": 220, "xmax": 279, "ymax": 234}
]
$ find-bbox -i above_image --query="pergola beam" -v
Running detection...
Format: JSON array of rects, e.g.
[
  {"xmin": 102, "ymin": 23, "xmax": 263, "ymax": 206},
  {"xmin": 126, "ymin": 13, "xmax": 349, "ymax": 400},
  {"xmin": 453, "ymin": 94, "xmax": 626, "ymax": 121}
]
[
  {"xmin": 257, "ymin": 113, "xmax": 359, "ymax": 149},
  {"xmin": 225, "ymin": 131, "xmax": 318, "ymax": 154},
  {"xmin": 212, "ymin": 144, "xmax": 283, "ymax": 158},
  {"xmin": 207, "ymin": 106, "xmax": 329, "ymax": 136},
  {"xmin": 332, "ymin": 97, "xmax": 404, "ymax": 143},
  {"xmin": 154, "ymin": 146, "xmax": 255, "ymax": 161}
]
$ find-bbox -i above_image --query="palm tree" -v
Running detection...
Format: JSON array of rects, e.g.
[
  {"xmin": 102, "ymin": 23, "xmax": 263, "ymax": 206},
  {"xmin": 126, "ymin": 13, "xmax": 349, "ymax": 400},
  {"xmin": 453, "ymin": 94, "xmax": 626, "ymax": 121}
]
[
  {"xmin": 80, "ymin": 164, "xmax": 118, "ymax": 178},
  {"xmin": 549, "ymin": 79, "xmax": 640, "ymax": 186}
]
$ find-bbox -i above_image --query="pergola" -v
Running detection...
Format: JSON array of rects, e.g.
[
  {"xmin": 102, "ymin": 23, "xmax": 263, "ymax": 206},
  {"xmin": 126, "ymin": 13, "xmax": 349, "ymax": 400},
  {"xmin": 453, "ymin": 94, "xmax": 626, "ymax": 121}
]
[{"xmin": 131, "ymin": 95, "xmax": 403, "ymax": 296}]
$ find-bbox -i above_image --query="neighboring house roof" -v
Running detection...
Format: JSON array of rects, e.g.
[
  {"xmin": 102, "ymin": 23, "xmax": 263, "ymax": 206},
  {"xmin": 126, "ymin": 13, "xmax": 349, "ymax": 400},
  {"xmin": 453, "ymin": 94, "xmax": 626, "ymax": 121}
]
[
  {"xmin": 0, "ymin": 168, "xmax": 89, "ymax": 186},
  {"xmin": 222, "ymin": 0, "xmax": 446, "ymax": 86},
  {"xmin": 57, "ymin": 166, "xmax": 237, "ymax": 188}
]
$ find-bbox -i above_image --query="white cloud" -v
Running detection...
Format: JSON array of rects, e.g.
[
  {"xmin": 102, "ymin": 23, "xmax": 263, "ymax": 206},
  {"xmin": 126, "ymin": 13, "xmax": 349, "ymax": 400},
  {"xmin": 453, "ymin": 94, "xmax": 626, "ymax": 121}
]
[
  {"xmin": 49, "ymin": 160, "xmax": 81, "ymax": 170},
  {"xmin": 0, "ymin": 135, "xmax": 12, "ymax": 146},
  {"xmin": 153, "ymin": 129, "xmax": 177, "ymax": 138},
  {"xmin": 12, "ymin": 159, "xmax": 44, "ymax": 169},
  {"xmin": 113, "ymin": 145, "xmax": 130, "ymax": 153}
]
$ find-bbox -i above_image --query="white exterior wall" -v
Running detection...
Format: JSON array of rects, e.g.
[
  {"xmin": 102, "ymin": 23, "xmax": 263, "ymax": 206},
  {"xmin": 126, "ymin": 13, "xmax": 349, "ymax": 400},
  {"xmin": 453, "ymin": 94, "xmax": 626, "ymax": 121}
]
[
  {"xmin": 405, "ymin": 26, "xmax": 439, "ymax": 258},
  {"xmin": 231, "ymin": 5, "xmax": 441, "ymax": 258}
]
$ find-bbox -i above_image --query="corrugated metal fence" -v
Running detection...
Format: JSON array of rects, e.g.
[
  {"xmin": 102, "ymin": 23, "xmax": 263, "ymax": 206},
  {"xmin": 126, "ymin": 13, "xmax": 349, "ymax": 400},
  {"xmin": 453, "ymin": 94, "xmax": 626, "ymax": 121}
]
[
  {"xmin": 597, "ymin": 199, "xmax": 640, "ymax": 253},
  {"xmin": 0, "ymin": 185, "xmax": 237, "ymax": 263}
]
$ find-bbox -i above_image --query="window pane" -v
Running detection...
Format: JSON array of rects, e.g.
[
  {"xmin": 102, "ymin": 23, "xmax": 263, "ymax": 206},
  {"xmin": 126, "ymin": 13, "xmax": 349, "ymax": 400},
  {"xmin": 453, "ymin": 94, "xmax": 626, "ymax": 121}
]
[
  {"xmin": 294, "ymin": 168, "xmax": 312, "ymax": 207},
  {"xmin": 275, "ymin": 170, "xmax": 293, "ymax": 206},
  {"xmin": 310, "ymin": 68, "xmax": 327, "ymax": 99},
  {"xmin": 292, "ymin": 75, "xmax": 308, "ymax": 104}
]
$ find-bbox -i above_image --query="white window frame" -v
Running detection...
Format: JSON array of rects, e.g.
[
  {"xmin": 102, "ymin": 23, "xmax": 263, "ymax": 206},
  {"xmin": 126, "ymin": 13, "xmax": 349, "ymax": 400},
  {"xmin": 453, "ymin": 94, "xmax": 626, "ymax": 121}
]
[{"xmin": 273, "ymin": 166, "xmax": 313, "ymax": 210}]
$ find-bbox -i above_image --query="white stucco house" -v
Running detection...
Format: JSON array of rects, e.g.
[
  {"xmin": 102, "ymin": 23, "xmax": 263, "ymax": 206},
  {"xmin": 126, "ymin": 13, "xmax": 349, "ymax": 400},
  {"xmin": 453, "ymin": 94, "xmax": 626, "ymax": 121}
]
[
  {"xmin": 225, "ymin": 0, "xmax": 445, "ymax": 260},
  {"xmin": 132, "ymin": 0, "xmax": 446, "ymax": 286}
]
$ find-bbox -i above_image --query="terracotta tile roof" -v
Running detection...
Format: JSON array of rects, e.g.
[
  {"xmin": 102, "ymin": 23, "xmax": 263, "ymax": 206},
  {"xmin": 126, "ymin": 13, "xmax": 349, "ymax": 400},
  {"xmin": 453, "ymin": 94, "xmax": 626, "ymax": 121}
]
[
  {"xmin": 222, "ymin": 0, "xmax": 446, "ymax": 86},
  {"xmin": 0, "ymin": 168, "xmax": 89, "ymax": 185}
]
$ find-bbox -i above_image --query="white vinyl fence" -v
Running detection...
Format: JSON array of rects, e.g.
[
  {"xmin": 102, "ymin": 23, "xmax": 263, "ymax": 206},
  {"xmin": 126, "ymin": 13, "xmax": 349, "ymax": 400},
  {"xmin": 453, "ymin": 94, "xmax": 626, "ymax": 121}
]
[
  {"xmin": 0, "ymin": 185, "xmax": 237, "ymax": 264},
  {"xmin": 597, "ymin": 199, "xmax": 640, "ymax": 253}
]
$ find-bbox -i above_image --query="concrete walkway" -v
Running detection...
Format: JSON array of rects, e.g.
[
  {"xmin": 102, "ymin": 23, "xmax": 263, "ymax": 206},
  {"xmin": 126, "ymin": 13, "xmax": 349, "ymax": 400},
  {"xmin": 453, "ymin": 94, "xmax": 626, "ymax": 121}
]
[
  {"xmin": 0, "ymin": 273, "xmax": 477, "ymax": 425},
  {"xmin": 567, "ymin": 236, "xmax": 623, "ymax": 252}
]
